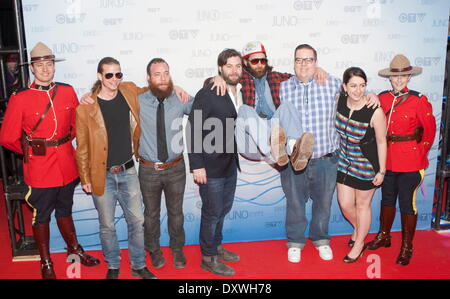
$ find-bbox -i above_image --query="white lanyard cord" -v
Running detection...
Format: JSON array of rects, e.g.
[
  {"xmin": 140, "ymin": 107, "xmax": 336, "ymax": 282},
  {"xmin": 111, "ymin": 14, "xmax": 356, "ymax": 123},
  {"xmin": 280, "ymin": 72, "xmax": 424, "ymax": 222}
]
[
  {"xmin": 385, "ymin": 96, "xmax": 396, "ymax": 135},
  {"xmin": 46, "ymin": 90, "xmax": 58, "ymax": 140}
]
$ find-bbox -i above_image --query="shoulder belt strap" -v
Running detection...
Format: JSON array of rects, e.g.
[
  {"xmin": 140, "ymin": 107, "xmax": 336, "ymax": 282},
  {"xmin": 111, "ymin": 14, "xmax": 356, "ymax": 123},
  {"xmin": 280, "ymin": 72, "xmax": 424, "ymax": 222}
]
[{"xmin": 29, "ymin": 84, "xmax": 59, "ymax": 135}]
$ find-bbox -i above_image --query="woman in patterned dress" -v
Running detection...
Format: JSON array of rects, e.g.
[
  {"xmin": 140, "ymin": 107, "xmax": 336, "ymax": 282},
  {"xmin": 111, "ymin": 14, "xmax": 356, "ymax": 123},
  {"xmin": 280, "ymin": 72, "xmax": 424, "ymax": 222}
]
[{"xmin": 335, "ymin": 67, "xmax": 387, "ymax": 263}]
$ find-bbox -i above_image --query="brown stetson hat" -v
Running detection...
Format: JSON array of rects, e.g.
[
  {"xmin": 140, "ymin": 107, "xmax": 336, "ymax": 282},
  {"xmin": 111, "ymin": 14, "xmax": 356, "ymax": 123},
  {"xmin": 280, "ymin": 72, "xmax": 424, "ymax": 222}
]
[
  {"xmin": 23, "ymin": 42, "xmax": 65, "ymax": 65},
  {"xmin": 378, "ymin": 54, "xmax": 422, "ymax": 77}
]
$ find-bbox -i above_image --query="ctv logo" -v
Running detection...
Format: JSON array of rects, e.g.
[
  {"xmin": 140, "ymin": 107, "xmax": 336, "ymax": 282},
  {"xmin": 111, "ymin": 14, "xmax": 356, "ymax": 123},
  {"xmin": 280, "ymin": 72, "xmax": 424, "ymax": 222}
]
[
  {"xmin": 399, "ymin": 13, "xmax": 426, "ymax": 23},
  {"xmin": 293, "ymin": 0, "xmax": 323, "ymax": 10}
]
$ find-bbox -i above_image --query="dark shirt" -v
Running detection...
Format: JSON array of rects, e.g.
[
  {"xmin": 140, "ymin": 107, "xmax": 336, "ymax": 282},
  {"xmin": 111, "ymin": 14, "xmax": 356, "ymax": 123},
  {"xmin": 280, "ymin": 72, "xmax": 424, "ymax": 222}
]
[
  {"xmin": 187, "ymin": 85, "xmax": 239, "ymax": 178},
  {"xmin": 98, "ymin": 91, "xmax": 132, "ymax": 167}
]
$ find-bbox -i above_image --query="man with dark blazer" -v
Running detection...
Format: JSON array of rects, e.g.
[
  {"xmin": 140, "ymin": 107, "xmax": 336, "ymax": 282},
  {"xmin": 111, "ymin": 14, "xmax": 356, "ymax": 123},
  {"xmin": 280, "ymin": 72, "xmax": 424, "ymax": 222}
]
[{"xmin": 187, "ymin": 49, "xmax": 242, "ymax": 277}]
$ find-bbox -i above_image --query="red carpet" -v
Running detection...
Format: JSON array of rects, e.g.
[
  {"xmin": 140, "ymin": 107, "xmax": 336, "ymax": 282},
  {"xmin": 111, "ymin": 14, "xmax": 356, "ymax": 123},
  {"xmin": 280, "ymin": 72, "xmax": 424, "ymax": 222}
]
[{"xmin": 1, "ymin": 188, "xmax": 450, "ymax": 279}]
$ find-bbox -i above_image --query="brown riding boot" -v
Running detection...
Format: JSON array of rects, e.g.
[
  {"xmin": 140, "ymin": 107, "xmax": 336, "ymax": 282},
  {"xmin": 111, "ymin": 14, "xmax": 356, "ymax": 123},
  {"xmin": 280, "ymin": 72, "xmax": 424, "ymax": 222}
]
[
  {"xmin": 396, "ymin": 213, "xmax": 417, "ymax": 266},
  {"xmin": 56, "ymin": 216, "xmax": 100, "ymax": 267},
  {"xmin": 366, "ymin": 205, "xmax": 396, "ymax": 250},
  {"xmin": 32, "ymin": 224, "xmax": 56, "ymax": 279}
]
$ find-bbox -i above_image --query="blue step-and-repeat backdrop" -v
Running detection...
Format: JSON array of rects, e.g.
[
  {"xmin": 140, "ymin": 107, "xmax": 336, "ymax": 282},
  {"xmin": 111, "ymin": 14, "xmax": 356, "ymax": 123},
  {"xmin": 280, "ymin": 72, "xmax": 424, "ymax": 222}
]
[{"xmin": 21, "ymin": 0, "xmax": 449, "ymax": 252}]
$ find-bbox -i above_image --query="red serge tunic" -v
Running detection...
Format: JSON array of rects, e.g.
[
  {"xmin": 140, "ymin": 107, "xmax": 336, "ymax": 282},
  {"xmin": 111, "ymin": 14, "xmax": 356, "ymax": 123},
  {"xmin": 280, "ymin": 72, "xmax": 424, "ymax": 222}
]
[
  {"xmin": 379, "ymin": 88, "xmax": 436, "ymax": 172},
  {"xmin": 0, "ymin": 82, "xmax": 79, "ymax": 188}
]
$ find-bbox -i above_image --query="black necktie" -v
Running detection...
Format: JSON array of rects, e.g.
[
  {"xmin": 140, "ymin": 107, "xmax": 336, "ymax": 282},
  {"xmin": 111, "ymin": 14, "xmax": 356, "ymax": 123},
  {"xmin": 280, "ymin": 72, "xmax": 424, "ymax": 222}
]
[{"xmin": 157, "ymin": 98, "xmax": 168, "ymax": 163}]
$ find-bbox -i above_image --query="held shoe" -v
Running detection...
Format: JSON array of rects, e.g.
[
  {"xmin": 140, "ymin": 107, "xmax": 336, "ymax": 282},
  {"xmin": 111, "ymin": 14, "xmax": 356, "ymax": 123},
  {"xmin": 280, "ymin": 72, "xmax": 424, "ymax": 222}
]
[
  {"xmin": 287, "ymin": 247, "xmax": 301, "ymax": 263},
  {"xmin": 290, "ymin": 132, "xmax": 314, "ymax": 171},
  {"xmin": 270, "ymin": 125, "xmax": 289, "ymax": 167}
]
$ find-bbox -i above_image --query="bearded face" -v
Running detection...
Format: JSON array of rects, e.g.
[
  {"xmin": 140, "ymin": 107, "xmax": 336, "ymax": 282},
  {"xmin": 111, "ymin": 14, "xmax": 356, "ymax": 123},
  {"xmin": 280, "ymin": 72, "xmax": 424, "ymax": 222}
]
[
  {"xmin": 147, "ymin": 62, "xmax": 174, "ymax": 99},
  {"xmin": 149, "ymin": 77, "xmax": 174, "ymax": 99},
  {"xmin": 244, "ymin": 53, "xmax": 269, "ymax": 79},
  {"xmin": 219, "ymin": 56, "xmax": 243, "ymax": 86}
]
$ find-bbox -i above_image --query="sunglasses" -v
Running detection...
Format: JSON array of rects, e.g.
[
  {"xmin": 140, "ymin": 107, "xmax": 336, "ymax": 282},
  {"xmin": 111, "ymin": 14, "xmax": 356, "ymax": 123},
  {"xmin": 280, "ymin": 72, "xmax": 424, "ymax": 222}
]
[
  {"xmin": 249, "ymin": 58, "xmax": 268, "ymax": 65},
  {"xmin": 104, "ymin": 72, "xmax": 123, "ymax": 79}
]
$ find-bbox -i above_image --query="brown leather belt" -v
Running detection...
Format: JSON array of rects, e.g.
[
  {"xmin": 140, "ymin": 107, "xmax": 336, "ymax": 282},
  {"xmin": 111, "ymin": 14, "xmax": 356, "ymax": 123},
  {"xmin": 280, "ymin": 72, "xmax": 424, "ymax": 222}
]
[
  {"xmin": 27, "ymin": 134, "xmax": 71, "ymax": 147},
  {"xmin": 387, "ymin": 127, "xmax": 423, "ymax": 143},
  {"xmin": 387, "ymin": 133, "xmax": 417, "ymax": 142},
  {"xmin": 139, "ymin": 156, "xmax": 183, "ymax": 171}
]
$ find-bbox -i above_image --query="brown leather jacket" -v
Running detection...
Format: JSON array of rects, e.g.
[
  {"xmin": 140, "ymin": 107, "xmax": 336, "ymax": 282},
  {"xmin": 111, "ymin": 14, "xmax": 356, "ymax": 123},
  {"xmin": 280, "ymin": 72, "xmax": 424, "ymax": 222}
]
[{"xmin": 75, "ymin": 82, "xmax": 147, "ymax": 196}]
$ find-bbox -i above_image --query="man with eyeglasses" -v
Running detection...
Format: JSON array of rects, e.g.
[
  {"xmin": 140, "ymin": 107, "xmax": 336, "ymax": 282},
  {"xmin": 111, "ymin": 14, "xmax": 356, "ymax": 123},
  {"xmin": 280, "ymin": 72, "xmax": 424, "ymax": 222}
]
[
  {"xmin": 280, "ymin": 44, "xmax": 379, "ymax": 264},
  {"xmin": 209, "ymin": 41, "xmax": 322, "ymax": 170}
]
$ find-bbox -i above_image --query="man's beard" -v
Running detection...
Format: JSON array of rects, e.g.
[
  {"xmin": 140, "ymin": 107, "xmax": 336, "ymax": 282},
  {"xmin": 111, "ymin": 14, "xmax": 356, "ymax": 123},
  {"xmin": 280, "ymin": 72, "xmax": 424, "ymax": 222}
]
[
  {"xmin": 246, "ymin": 64, "xmax": 269, "ymax": 79},
  {"xmin": 222, "ymin": 72, "xmax": 242, "ymax": 86},
  {"xmin": 149, "ymin": 80, "xmax": 174, "ymax": 99}
]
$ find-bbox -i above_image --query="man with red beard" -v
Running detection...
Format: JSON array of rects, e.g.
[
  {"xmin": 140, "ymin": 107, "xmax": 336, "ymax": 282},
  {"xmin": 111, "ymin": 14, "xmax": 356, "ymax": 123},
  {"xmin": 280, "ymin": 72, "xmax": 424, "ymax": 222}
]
[{"xmin": 136, "ymin": 58, "xmax": 194, "ymax": 270}]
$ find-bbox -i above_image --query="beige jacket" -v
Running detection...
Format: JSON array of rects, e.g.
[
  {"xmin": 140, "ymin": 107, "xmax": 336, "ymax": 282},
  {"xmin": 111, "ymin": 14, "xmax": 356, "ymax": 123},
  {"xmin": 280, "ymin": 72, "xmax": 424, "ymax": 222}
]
[{"xmin": 75, "ymin": 82, "xmax": 147, "ymax": 196}]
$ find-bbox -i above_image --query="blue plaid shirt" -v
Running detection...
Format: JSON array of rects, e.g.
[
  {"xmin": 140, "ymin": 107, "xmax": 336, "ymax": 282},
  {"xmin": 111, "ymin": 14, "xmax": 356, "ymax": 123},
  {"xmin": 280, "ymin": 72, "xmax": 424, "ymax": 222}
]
[{"xmin": 280, "ymin": 75, "xmax": 341, "ymax": 159}]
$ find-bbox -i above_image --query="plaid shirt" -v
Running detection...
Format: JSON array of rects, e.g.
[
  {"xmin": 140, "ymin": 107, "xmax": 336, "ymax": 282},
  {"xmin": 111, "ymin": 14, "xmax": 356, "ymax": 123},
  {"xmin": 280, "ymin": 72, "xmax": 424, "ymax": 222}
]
[
  {"xmin": 240, "ymin": 69, "xmax": 292, "ymax": 108},
  {"xmin": 280, "ymin": 75, "xmax": 342, "ymax": 159}
]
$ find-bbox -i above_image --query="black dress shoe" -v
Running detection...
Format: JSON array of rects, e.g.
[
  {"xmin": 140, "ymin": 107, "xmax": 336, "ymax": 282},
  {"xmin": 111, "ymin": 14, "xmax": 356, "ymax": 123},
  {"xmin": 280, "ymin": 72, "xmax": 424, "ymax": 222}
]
[
  {"xmin": 106, "ymin": 268, "xmax": 120, "ymax": 279},
  {"xmin": 343, "ymin": 245, "xmax": 366, "ymax": 263},
  {"xmin": 131, "ymin": 267, "xmax": 158, "ymax": 279}
]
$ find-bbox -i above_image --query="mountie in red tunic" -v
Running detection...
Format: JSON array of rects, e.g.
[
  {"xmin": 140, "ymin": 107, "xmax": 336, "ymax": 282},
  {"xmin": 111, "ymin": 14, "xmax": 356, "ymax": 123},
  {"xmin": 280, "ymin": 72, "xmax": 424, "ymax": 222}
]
[
  {"xmin": 379, "ymin": 87, "xmax": 436, "ymax": 172},
  {"xmin": 0, "ymin": 82, "xmax": 79, "ymax": 188}
]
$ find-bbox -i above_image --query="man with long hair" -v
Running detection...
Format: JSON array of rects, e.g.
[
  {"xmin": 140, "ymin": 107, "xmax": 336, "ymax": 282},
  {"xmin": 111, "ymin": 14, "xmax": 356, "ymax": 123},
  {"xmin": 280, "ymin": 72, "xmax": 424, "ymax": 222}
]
[{"xmin": 76, "ymin": 57, "xmax": 156, "ymax": 279}]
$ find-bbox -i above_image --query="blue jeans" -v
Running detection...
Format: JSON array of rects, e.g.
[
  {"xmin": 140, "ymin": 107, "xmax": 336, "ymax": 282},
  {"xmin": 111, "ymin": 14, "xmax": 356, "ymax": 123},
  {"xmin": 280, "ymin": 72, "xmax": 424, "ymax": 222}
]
[
  {"xmin": 235, "ymin": 103, "xmax": 303, "ymax": 163},
  {"xmin": 280, "ymin": 151, "xmax": 338, "ymax": 249},
  {"xmin": 92, "ymin": 166, "xmax": 146, "ymax": 270},
  {"xmin": 198, "ymin": 167, "xmax": 237, "ymax": 257}
]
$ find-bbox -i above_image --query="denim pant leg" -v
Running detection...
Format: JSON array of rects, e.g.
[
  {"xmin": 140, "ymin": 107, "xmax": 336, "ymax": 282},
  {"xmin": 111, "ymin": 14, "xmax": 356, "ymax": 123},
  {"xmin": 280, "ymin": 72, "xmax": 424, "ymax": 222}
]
[
  {"xmin": 213, "ymin": 169, "xmax": 237, "ymax": 247},
  {"xmin": 116, "ymin": 166, "xmax": 146, "ymax": 270},
  {"xmin": 280, "ymin": 163, "xmax": 309, "ymax": 249},
  {"xmin": 198, "ymin": 168, "xmax": 237, "ymax": 256},
  {"xmin": 139, "ymin": 164, "xmax": 164, "ymax": 253},
  {"xmin": 162, "ymin": 162, "xmax": 187, "ymax": 251},
  {"xmin": 272, "ymin": 102, "xmax": 304, "ymax": 155},
  {"xmin": 308, "ymin": 152, "xmax": 338, "ymax": 247},
  {"xmin": 92, "ymin": 175, "xmax": 121, "ymax": 269},
  {"xmin": 235, "ymin": 105, "xmax": 272, "ymax": 161}
]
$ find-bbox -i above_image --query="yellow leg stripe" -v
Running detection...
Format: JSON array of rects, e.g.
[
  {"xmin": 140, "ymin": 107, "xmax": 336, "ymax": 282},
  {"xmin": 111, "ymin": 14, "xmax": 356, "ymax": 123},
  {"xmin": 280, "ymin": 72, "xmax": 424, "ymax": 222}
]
[
  {"xmin": 24, "ymin": 186, "xmax": 37, "ymax": 225},
  {"xmin": 412, "ymin": 169, "xmax": 425, "ymax": 215}
]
